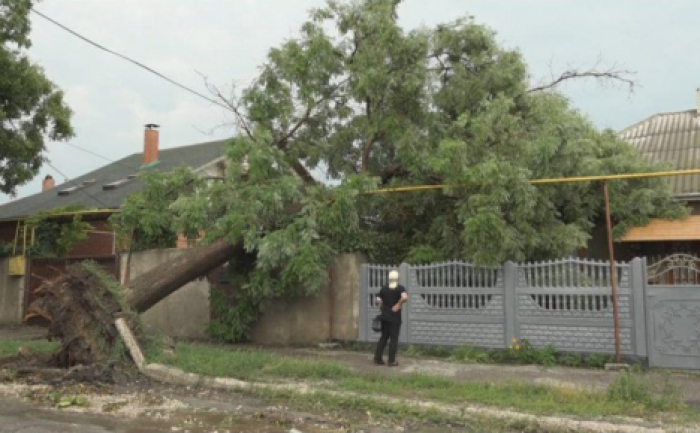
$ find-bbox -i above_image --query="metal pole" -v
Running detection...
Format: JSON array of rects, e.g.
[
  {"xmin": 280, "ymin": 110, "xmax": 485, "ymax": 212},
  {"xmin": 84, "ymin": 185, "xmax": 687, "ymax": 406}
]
[
  {"xmin": 603, "ymin": 181, "xmax": 622, "ymax": 364},
  {"xmin": 328, "ymin": 267, "xmax": 335, "ymax": 342}
]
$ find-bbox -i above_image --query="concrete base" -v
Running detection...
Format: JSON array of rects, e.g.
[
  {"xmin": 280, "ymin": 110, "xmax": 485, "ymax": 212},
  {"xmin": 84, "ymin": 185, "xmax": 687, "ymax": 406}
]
[
  {"xmin": 318, "ymin": 342, "xmax": 341, "ymax": 350},
  {"xmin": 604, "ymin": 363, "xmax": 631, "ymax": 371}
]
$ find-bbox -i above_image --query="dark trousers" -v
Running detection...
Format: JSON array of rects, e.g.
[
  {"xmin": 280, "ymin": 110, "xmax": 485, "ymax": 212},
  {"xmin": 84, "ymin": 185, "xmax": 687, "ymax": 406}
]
[{"xmin": 374, "ymin": 320, "xmax": 401, "ymax": 363}]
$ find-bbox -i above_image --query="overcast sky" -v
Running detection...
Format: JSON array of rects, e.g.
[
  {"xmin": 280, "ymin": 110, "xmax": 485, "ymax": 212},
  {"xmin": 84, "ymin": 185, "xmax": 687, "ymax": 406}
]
[{"xmin": 5, "ymin": 0, "xmax": 699, "ymax": 202}]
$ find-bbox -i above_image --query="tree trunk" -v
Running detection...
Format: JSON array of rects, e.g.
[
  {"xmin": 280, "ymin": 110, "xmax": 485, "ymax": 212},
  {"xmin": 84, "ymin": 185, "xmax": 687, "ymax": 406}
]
[
  {"xmin": 24, "ymin": 237, "xmax": 244, "ymax": 370},
  {"xmin": 124, "ymin": 238, "xmax": 244, "ymax": 313}
]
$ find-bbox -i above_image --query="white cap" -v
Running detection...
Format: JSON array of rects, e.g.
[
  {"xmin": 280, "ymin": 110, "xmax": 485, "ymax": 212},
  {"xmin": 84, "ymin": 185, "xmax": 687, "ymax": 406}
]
[{"xmin": 389, "ymin": 270, "xmax": 399, "ymax": 289}]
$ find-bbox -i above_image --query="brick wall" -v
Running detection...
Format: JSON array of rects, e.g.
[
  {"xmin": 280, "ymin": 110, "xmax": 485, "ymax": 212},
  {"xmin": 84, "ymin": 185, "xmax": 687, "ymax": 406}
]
[{"xmin": 68, "ymin": 220, "xmax": 116, "ymax": 257}]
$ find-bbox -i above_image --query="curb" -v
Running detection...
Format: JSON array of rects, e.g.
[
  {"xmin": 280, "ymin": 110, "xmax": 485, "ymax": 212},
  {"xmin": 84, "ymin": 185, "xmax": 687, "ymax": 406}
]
[{"xmin": 114, "ymin": 320, "xmax": 689, "ymax": 433}]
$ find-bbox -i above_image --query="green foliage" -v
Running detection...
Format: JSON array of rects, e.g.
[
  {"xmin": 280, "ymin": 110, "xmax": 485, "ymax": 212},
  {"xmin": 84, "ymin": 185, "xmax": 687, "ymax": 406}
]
[
  {"xmin": 207, "ymin": 287, "xmax": 262, "ymax": 343},
  {"xmin": 607, "ymin": 372, "xmax": 682, "ymax": 412},
  {"xmin": 449, "ymin": 344, "xmax": 491, "ymax": 364},
  {"xmin": 585, "ymin": 353, "xmax": 614, "ymax": 369},
  {"xmin": 81, "ymin": 260, "xmax": 132, "ymax": 315},
  {"xmin": 0, "ymin": 241, "xmax": 13, "ymax": 258},
  {"xmin": 558, "ymin": 352, "xmax": 584, "ymax": 368},
  {"xmin": 110, "ymin": 167, "xmax": 201, "ymax": 251},
  {"xmin": 115, "ymin": 0, "xmax": 686, "ymax": 339},
  {"xmin": 390, "ymin": 341, "xmax": 612, "ymax": 370},
  {"xmin": 0, "ymin": 0, "xmax": 73, "ymax": 194},
  {"xmin": 24, "ymin": 205, "xmax": 92, "ymax": 257},
  {"xmin": 506, "ymin": 339, "xmax": 557, "ymax": 366}
]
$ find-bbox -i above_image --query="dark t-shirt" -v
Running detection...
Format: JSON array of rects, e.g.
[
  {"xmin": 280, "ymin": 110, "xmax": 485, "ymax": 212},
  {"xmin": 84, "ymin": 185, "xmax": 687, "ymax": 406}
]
[{"xmin": 378, "ymin": 285, "xmax": 407, "ymax": 324}]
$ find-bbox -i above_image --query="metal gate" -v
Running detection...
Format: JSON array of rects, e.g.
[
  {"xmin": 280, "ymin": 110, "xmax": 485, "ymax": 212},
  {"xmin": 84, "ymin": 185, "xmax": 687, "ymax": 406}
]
[
  {"xmin": 24, "ymin": 256, "xmax": 120, "ymax": 319},
  {"xmin": 645, "ymin": 254, "xmax": 700, "ymax": 370}
]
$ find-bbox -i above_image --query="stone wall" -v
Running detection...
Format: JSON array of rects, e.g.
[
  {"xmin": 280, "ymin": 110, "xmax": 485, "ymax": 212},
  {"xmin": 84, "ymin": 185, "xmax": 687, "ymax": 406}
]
[
  {"xmin": 249, "ymin": 253, "xmax": 366, "ymax": 345},
  {"xmin": 121, "ymin": 249, "xmax": 210, "ymax": 339}
]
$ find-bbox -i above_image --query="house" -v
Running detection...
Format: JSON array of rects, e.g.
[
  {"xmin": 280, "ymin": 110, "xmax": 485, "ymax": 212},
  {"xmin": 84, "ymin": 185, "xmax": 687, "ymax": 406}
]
[
  {"xmin": 0, "ymin": 125, "xmax": 230, "ymax": 327},
  {"xmin": 587, "ymin": 89, "xmax": 700, "ymax": 263},
  {"xmin": 0, "ymin": 125, "xmax": 229, "ymax": 257}
]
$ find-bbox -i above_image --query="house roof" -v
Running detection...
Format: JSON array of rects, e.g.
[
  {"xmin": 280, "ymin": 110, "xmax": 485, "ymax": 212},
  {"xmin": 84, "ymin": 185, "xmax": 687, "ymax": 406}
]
[
  {"xmin": 619, "ymin": 109, "xmax": 700, "ymax": 195},
  {"xmin": 0, "ymin": 139, "xmax": 228, "ymax": 220}
]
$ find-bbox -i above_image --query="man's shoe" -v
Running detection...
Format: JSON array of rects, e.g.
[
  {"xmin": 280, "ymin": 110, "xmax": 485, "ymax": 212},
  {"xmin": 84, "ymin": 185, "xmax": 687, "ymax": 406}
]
[
  {"xmin": 387, "ymin": 361, "xmax": 399, "ymax": 367},
  {"xmin": 374, "ymin": 359, "xmax": 385, "ymax": 365}
]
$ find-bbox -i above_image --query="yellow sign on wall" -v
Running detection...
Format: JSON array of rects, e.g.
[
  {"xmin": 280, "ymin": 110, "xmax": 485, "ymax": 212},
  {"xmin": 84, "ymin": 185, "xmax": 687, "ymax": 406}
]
[{"xmin": 8, "ymin": 255, "xmax": 26, "ymax": 276}]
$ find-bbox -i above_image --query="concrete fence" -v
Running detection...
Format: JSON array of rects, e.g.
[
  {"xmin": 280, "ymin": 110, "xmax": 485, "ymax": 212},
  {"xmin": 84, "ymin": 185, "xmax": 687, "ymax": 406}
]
[{"xmin": 360, "ymin": 256, "xmax": 700, "ymax": 369}]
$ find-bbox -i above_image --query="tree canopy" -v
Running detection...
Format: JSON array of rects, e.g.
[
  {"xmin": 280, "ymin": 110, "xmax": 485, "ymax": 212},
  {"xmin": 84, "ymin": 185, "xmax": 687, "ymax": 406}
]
[
  {"xmin": 114, "ymin": 0, "xmax": 685, "ymax": 340},
  {"xmin": 0, "ymin": 0, "xmax": 73, "ymax": 194}
]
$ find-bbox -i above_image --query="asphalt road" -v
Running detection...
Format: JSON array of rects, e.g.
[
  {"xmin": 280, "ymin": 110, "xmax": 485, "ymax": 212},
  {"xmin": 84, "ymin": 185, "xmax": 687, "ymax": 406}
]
[{"xmin": 0, "ymin": 398, "xmax": 168, "ymax": 433}]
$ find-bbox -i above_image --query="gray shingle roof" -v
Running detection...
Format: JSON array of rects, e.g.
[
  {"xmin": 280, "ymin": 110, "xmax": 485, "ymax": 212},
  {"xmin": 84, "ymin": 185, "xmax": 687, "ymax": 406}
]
[
  {"xmin": 619, "ymin": 109, "xmax": 700, "ymax": 195},
  {"xmin": 0, "ymin": 139, "xmax": 228, "ymax": 220}
]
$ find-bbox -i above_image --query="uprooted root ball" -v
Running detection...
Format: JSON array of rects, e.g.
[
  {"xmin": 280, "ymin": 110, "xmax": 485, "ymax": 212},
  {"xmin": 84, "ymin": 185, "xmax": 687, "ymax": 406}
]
[{"xmin": 27, "ymin": 262, "xmax": 139, "ymax": 369}]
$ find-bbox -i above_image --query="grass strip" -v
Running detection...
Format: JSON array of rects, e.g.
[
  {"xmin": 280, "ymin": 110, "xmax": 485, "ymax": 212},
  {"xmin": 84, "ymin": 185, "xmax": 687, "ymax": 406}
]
[
  {"xmin": 155, "ymin": 342, "xmax": 691, "ymax": 421},
  {"xmin": 0, "ymin": 338, "xmax": 57, "ymax": 358}
]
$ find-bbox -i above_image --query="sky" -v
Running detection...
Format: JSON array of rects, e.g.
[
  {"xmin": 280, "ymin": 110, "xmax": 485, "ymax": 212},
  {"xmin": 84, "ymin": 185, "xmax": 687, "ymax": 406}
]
[{"xmin": 4, "ymin": 0, "xmax": 699, "ymax": 202}]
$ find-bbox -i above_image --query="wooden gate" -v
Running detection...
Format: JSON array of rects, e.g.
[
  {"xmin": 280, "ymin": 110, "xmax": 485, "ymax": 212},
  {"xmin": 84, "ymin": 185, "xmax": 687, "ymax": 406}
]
[{"xmin": 24, "ymin": 256, "xmax": 120, "ymax": 321}]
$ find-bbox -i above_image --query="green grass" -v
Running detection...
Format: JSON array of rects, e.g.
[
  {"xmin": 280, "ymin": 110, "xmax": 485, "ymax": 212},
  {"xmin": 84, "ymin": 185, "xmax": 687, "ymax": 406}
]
[
  {"xmin": 156, "ymin": 342, "xmax": 689, "ymax": 422},
  {"xmin": 336, "ymin": 373, "xmax": 678, "ymax": 419},
  {"xmin": 150, "ymin": 342, "xmax": 351, "ymax": 381},
  {"xmin": 0, "ymin": 338, "xmax": 57, "ymax": 358}
]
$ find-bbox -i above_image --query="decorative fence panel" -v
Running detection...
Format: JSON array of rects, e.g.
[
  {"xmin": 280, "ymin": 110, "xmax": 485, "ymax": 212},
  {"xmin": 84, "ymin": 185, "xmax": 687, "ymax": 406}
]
[
  {"xmin": 359, "ymin": 257, "xmax": 650, "ymax": 361},
  {"xmin": 407, "ymin": 262, "xmax": 506, "ymax": 347},
  {"xmin": 515, "ymin": 259, "xmax": 638, "ymax": 355}
]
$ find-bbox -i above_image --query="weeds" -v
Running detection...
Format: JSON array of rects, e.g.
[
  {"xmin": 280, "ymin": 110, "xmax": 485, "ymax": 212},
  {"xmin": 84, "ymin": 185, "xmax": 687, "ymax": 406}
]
[
  {"xmin": 397, "ymin": 340, "xmax": 610, "ymax": 369},
  {"xmin": 607, "ymin": 371, "xmax": 683, "ymax": 412}
]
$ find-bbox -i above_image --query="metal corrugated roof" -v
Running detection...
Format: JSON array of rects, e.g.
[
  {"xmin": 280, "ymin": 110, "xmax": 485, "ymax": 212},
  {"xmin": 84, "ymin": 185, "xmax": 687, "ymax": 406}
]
[{"xmin": 619, "ymin": 109, "xmax": 700, "ymax": 195}]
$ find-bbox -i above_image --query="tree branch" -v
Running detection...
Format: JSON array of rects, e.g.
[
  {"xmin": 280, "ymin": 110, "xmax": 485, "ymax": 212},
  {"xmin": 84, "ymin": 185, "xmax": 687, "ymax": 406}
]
[
  {"xmin": 528, "ymin": 63, "xmax": 637, "ymax": 94},
  {"xmin": 276, "ymin": 104, "xmax": 314, "ymax": 149},
  {"xmin": 199, "ymin": 73, "xmax": 257, "ymax": 142}
]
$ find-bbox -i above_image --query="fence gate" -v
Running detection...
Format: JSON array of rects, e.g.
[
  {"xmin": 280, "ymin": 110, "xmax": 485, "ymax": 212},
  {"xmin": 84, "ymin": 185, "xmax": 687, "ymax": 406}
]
[
  {"xmin": 25, "ymin": 256, "xmax": 120, "ymax": 319},
  {"xmin": 645, "ymin": 254, "xmax": 700, "ymax": 370}
]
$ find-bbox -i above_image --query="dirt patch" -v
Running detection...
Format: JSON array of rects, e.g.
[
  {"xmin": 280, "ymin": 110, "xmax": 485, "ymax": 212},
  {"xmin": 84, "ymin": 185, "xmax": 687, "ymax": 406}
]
[{"xmin": 0, "ymin": 380, "xmax": 459, "ymax": 433}]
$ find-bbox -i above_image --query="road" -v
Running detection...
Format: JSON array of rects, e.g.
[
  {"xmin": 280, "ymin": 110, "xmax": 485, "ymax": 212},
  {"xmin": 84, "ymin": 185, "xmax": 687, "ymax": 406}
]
[{"xmin": 0, "ymin": 397, "xmax": 168, "ymax": 433}]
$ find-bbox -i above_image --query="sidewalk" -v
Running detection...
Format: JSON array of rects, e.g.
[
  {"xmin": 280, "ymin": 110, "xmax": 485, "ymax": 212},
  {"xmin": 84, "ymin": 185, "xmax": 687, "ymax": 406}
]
[{"xmin": 269, "ymin": 346, "xmax": 700, "ymax": 407}]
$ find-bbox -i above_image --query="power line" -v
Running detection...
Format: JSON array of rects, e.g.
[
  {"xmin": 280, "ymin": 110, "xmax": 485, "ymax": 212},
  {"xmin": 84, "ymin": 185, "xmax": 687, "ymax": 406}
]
[
  {"xmin": 30, "ymin": 8, "xmax": 233, "ymax": 113},
  {"xmin": 45, "ymin": 161, "xmax": 111, "ymax": 209},
  {"xmin": 62, "ymin": 142, "xmax": 140, "ymax": 172}
]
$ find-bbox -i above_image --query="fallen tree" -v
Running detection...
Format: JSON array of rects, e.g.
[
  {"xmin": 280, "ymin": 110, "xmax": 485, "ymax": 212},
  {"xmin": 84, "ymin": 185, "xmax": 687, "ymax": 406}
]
[
  {"xmin": 25, "ymin": 239, "xmax": 243, "ymax": 370},
  {"xmin": 20, "ymin": 0, "xmax": 688, "ymax": 370}
]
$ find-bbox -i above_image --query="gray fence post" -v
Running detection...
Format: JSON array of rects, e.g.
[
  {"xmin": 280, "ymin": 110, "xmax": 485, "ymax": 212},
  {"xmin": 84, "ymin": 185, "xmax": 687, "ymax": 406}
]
[
  {"xmin": 359, "ymin": 264, "xmax": 369, "ymax": 342},
  {"xmin": 630, "ymin": 257, "xmax": 648, "ymax": 358},
  {"xmin": 399, "ymin": 262, "xmax": 410, "ymax": 344},
  {"xmin": 503, "ymin": 261, "xmax": 518, "ymax": 348}
]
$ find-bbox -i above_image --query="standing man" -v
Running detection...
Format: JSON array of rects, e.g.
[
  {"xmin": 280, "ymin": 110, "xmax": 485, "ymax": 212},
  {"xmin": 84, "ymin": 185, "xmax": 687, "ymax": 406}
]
[{"xmin": 374, "ymin": 269, "xmax": 408, "ymax": 366}]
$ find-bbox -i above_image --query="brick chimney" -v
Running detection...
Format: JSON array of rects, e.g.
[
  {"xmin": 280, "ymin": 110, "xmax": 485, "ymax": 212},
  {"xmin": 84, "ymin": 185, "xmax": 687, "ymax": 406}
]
[
  {"xmin": 42, "ymin": 174, "xmax": 55, "ymax": 191},
  {"xmin": 143, "ymin": 124, "xmax": 160, "ymax": 165}
]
